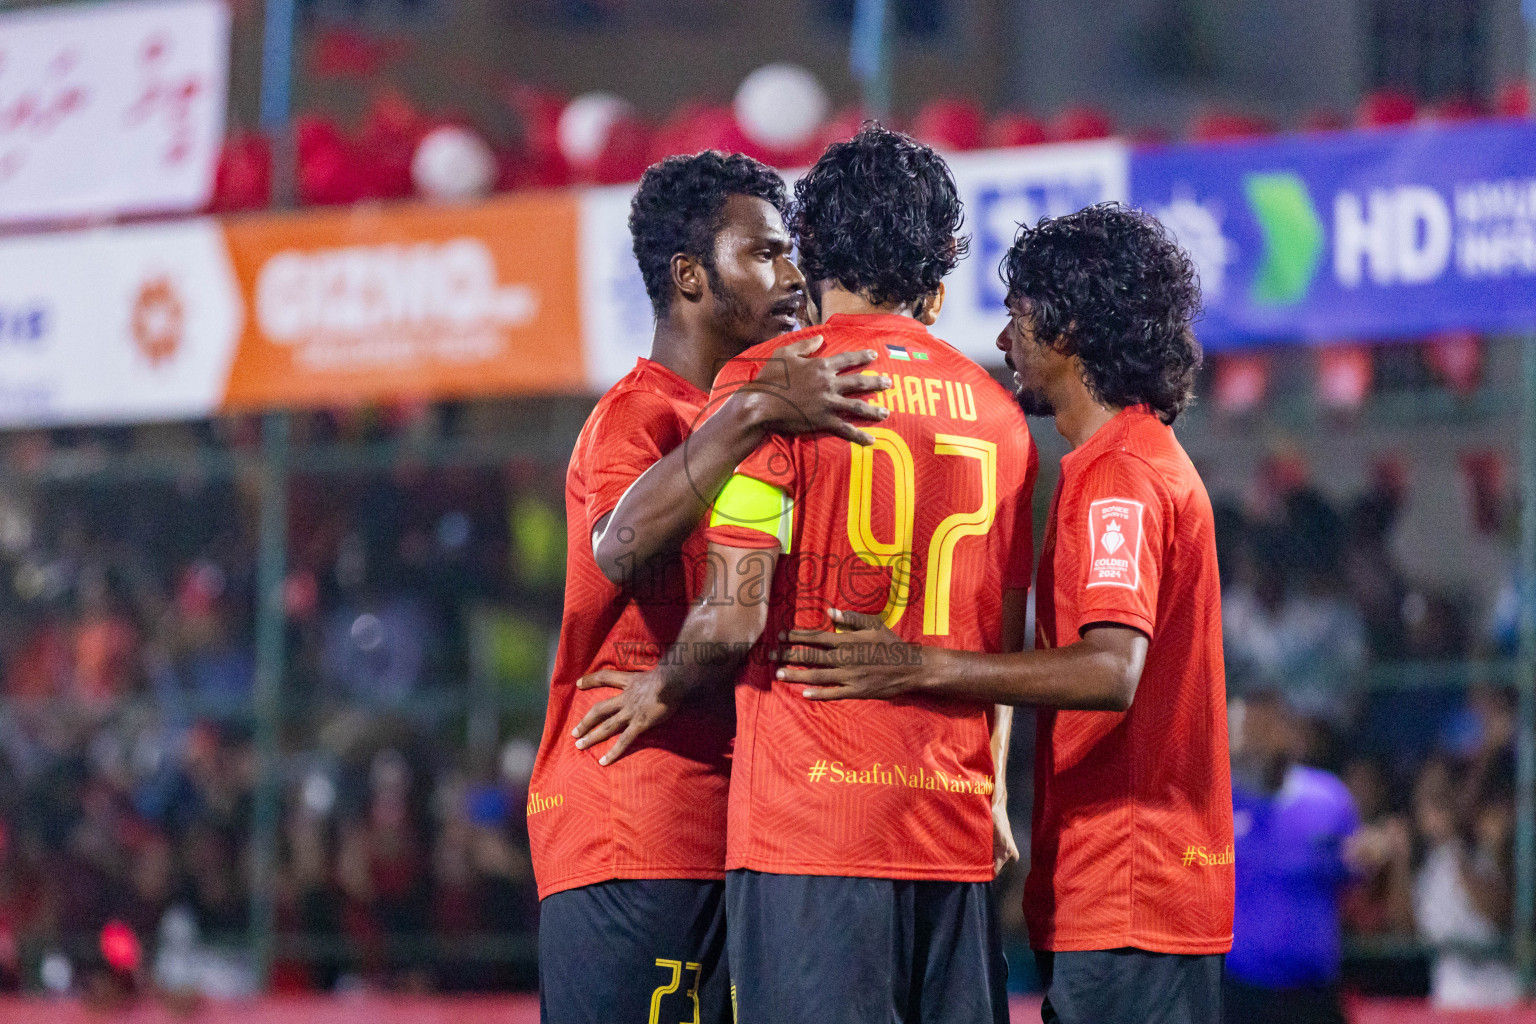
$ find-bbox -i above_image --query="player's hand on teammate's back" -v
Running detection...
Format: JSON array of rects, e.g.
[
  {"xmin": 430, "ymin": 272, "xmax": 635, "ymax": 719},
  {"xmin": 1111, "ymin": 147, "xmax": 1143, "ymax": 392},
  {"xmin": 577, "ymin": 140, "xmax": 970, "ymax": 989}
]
[
  {"xmin": 572, "ymin": 668, "xmax": 674, "ymax": 766},
  {"xmin": 742, "ymin": 336, "xmax": 892, "ymax": 446},
  {"xmin": 774, "ymin": 608, "xmax": 938, "ymax": 701}
]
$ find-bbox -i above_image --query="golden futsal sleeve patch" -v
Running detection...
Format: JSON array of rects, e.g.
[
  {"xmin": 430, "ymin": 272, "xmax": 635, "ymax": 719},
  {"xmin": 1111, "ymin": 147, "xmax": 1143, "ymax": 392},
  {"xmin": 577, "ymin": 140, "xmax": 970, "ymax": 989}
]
[
  {"xmin": 1086, "ymin": 497, "xmax": 1144, "ymax": 589},
  {"xmin": 709, "ymin": 474, "xmax": 793, "ymax": 553}
]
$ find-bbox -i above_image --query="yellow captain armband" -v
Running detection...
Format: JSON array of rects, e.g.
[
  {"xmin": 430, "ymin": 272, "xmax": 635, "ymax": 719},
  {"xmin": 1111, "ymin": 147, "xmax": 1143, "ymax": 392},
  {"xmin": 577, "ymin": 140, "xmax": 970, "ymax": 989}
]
[{"xmin": 709, "ymin": 474, "xmax": 793, "ymax": 553}]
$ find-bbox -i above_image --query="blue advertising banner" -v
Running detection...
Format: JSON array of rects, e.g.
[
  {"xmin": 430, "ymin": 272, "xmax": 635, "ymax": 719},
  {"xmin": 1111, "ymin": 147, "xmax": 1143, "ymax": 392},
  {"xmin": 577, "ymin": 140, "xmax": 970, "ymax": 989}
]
[{"xmin": 1132, "ymin": 121, "xmax": 1536, "ymax": 348}]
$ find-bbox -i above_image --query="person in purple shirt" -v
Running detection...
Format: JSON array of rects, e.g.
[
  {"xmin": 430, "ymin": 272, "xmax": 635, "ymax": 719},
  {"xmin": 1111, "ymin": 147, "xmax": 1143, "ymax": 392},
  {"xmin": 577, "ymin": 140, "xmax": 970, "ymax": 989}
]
[{"xmin": 1227, "ymin": 690, "xmax": 1360, "ymax": 1024}]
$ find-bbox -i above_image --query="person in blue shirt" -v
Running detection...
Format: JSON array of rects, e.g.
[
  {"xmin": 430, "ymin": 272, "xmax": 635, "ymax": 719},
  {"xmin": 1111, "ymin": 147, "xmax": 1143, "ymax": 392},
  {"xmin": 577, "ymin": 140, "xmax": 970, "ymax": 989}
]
[{"xmin": 1226, "ymin": 690, "xmax": 1360, "ymax": 1024}]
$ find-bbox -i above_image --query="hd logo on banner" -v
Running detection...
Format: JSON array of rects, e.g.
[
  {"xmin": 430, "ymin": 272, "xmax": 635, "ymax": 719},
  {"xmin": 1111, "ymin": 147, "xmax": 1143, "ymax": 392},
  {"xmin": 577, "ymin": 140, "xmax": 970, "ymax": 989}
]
[{"xmin": 1133, "ymin": 121, "xmax": 1536, "ymax": 348}]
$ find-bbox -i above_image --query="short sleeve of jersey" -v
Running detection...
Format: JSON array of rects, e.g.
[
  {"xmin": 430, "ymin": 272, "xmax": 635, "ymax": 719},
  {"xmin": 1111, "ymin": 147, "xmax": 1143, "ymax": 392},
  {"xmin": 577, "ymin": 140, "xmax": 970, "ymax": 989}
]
[
  {"xmin": 1003, "ymin": 443, "xmax": 1040, "ymax": 590},
  {"xmin": 1069, "ymin": 450, "xmax": 1166, "ymax": 639},
  {"xmin": 581, "ymin": 388, "xmax": 685, "ymax": 535}
]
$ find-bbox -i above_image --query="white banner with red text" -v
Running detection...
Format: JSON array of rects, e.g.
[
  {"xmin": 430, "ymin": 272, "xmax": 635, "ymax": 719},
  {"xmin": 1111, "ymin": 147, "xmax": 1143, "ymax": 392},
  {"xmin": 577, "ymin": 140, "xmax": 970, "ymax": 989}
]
[{"xmin": 0, "ymin": 0, "xmax": 229, "ymax": 226}]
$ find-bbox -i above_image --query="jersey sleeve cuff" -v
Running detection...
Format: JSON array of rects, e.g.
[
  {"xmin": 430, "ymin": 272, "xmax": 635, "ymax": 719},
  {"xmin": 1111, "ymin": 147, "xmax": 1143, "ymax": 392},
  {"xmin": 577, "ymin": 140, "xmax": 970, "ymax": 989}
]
[
  {"xmin": 703, "ymin": 525, "xmax": 787, "ymax": 550},
  {"xmin": 1076, "ymin": 608, "xmax": 1155, "ymax": 640},
  {"xmin": 586, "ymin": 497, "xmax": 622, "ymax": 537}
]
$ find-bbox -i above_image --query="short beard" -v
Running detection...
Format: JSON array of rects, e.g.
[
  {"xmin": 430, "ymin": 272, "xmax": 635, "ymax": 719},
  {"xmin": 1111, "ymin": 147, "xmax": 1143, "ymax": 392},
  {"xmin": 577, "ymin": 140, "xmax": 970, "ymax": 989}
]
[
  {"xmin": 706, "ymin": 265, "xmax": 769, "ymax": 352},
  {"xmin": 1017, "ymin": 387, "xmax": 1055, "ymax": 418}
]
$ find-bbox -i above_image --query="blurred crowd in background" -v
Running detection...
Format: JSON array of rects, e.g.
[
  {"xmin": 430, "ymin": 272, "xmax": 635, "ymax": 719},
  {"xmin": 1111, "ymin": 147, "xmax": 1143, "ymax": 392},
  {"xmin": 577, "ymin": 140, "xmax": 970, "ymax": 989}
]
[
  {"xmin": 0, "ymin": 407, "xmax": 569, "ymax": 998},
  {"xmin": 0, "ymin": 379, "xmax": 1522, "ymax": 1002}
]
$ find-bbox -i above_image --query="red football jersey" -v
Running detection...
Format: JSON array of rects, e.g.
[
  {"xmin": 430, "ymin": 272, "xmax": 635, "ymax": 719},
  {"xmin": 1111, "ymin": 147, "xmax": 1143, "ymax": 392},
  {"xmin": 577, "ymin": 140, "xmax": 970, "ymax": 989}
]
[
  {"xmin": 1025, "ymin": 405, "xmax": 1234, "ymax": 954},
  {"xmin": 528, "ymin": 358, "xmax": 734, "ymax": 901},
  {"xmin": 705, "ymin": 314, "xmax": 1037, "ymax": 881}
]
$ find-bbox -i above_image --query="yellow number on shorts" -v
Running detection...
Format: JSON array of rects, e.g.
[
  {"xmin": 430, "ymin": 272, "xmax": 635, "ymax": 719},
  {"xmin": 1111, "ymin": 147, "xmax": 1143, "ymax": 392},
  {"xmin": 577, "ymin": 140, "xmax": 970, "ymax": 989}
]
[
  {"xmin": 682, "ymin": 961, "xmax": 702, "ymax": 1024},
  {"xmin": 846, "ymin": 430, "xmax": 998, "ymax": 637},
  {"xmin": 649, "ymin": 959, "xmax": 702, "ymax": 1024}
]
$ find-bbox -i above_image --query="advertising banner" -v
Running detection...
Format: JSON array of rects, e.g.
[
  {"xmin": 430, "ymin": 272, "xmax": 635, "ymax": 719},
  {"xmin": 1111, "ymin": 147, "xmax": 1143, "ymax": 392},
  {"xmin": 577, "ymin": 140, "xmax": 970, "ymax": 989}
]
[
  {"xmin": 0, "ymin": 219, "xmax": 242, "ymax": 428},
  {"xmin": 0, "ymin": 194, "xmax": 585, "ymax": 429},
  {"xmin": 576, "ymin": 140, "xmax": 1130, "ymax": 386},
  {"xmin": 937, "ymin": 141, "xmax": 1129, "ymax": 360},
  {"xmin": 1133, "ymin": 121, "xmax": 1536, "ymax": 348},
  {"xmin": 0, "ymin": 0, "xmax": 230, "ymax": 226},
  {"xmin": 10, "ymin": 123, "xmax": 1536, "ymax": 429},
  {"xmin": 577, "ymin": 183, "xmax": 655, "ymax": 392},
  {"xmin": 222, "ymin": 196, "xmax": 585, "ymax": 410}
]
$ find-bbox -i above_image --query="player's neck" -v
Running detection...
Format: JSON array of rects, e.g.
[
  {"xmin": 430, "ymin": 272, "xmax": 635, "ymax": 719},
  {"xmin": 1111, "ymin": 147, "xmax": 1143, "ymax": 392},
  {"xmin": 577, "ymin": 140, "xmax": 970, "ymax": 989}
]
[
  {"xmin": 813, "ymin": 283, "xmax": 920, "ymax": 322},
  {"xmin": 1052, "ymin": 383, "xmax": 1122, "ymax": 450},
  {"xmin": 648, "ymin": 319, "xmax": 727, "ymax": 393}
]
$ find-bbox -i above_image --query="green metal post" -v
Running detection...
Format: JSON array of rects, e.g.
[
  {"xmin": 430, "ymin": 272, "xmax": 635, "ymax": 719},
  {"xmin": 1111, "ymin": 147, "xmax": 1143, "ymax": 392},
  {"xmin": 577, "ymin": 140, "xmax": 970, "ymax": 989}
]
[
  {"xmin": 248, "ymin": 413, "xmax": 290, "ymax": 986},
  {"xmin": 249, "ymin": 0, "xmax": 297, "ymax": 989}
]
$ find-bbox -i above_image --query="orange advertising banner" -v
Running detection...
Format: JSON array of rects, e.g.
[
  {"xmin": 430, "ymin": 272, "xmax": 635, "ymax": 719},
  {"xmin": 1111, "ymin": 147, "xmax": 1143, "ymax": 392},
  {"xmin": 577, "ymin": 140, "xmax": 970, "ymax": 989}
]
[{"xmin": 220, "ymin": 194, "xmax": 587, "ymax": 410}]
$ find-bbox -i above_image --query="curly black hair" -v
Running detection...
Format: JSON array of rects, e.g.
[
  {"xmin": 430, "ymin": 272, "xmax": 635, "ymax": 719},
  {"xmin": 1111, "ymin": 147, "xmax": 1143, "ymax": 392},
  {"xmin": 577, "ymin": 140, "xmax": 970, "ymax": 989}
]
[
  {"xmin": 629, "ymin": 151, "xmax": 789, "ymax": 318},
  {"xmin": 792, "ymin": 123, "xmax": 968, "ymax": 309},
  {"xmin": 1001, "ymin": 202, "xmax": 1203, "ymax": 424}
]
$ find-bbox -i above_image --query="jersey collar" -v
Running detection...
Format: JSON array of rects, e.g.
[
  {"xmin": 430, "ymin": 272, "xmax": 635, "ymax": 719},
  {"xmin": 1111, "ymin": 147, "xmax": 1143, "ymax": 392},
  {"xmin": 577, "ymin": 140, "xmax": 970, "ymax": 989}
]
[
  {"xmin": 1061, "ymin": 404, "xmax": 1158, "ymax": 471},
  {"xmin": 634, "ymin": 357, "xmax": 709, "ymax": 404},
  {"xmin": 823, "ymin": 313, "xmax": 933, "ymax": 336}
]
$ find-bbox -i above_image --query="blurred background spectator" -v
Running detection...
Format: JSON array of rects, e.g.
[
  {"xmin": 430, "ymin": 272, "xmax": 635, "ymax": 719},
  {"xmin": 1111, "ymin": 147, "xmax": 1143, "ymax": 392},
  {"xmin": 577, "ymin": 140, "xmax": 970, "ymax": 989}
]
[{"xmin": 1225, "ymin": 691, "xmax": 1358, "ymax": 1024}]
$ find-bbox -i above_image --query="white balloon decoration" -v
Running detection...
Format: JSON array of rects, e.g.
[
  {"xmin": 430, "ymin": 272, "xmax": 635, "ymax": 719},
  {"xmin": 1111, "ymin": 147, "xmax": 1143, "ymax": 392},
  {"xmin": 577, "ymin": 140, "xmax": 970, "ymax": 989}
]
[
  {"xmin": 412, "ymin": 125, "xmax": 496, "ymax": 202},
  {"xmin": 734, "ymin": 63, "xmax": 829, "ymax": 150},
  {"xmin": 557, "ymin": 92, "xmax": 633, "ymax": 169}
]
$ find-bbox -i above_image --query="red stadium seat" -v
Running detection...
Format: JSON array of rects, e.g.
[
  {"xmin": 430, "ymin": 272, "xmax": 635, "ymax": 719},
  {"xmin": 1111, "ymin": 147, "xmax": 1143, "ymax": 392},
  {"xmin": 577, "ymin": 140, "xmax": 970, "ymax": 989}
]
[
  {"xmin": 1188, "ymin": 109, "xmax": 1276, "ymax": 142},
  {"xmin": 356, "ymin": 90, "xmax": 425, "ymax": 200},
  {"xmin": 1050, "ymin": 105, "xmax": 1114, "ymax": 142},
  {"xmin": 593, "ymin": 116, "xmax": 654, "ymax": 184},
  {"xmin": 1355, "ymin": 90, "xmax": 1416, "ymax": 128},
  {"xmin": 209, "ymin": 131, "xmax": 272, "ymax": 213},
  {"xmin": 1423, "ymin": 331, "xmax": 1482, "ymax": 396},
  {"xmin": 504, "ymin": 84, "xmax": 572, "ymax": 187},
  {"xmin": 911, "ymin": 97, "xmax": 986, "ymax": 151},
  {"xmin": 985, "ymin": 112, "xmax": 1048, "ymax": 149},
  {"xmin": 1494, "ymin": 79, "xmax": 1531, "ymax": 118},
  {"xmin": 296, "ymin": 114, "xmax": 367, "ymax": 206},
  {"xmin": 650, "ymin": 103, "xmax": 749, "ymax": 162}
]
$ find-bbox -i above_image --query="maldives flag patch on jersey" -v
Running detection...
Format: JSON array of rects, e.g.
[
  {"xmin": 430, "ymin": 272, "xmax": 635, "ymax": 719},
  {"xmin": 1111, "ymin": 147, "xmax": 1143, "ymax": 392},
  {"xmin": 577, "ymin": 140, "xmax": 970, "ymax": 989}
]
[
  {"xmin": 886, "ymin": 344, "xmax": 930, "ymax": 361},
  {"xmin": 1086, "ymin": 498, "xmax": 1144, "ymax": 589}
]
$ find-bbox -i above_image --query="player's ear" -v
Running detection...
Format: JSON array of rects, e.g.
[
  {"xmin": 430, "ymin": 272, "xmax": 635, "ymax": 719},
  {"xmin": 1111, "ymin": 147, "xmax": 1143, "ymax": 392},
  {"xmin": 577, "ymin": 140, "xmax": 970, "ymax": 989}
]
[
  {"xmin": 916, "ymin": 283, "xmax": 945, "ymax": 326},
  {"xmin": 672, "ymin": 253, "xmax": 707, "ymax": 305}
]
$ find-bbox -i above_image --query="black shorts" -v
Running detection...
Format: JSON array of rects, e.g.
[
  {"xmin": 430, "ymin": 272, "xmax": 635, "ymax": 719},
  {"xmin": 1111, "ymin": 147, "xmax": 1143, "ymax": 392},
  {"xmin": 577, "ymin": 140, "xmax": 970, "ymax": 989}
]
[
  {"xmin": 538, "ymin": 878, "xmax": 730, "ymax": 1024},
  {"xmin": 1036, "ymin": 948, "xmax": 1224, "ymax": 1024},
  {"xmin": 725, "ymin": 869, "xmax": 1010, "ymax": 1024},
  {"xmin": 1221, "ymin": 975, "xmax": 1347, "ymax": 1024}
]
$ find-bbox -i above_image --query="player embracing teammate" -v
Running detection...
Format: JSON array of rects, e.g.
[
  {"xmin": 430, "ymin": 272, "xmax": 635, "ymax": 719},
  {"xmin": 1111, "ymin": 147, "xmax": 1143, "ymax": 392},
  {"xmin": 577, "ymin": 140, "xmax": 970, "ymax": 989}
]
[
  {"xmin": 528, "ymin": 150, "xmax": 890, "ymax": 1024},
  {"xmin": 779, "ymin": 203, "xmax": 1236, "ymax": 1023},
  {"xmin": 540, "ymin": 127, "xmax": 1234, "ymax": 1024}
]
